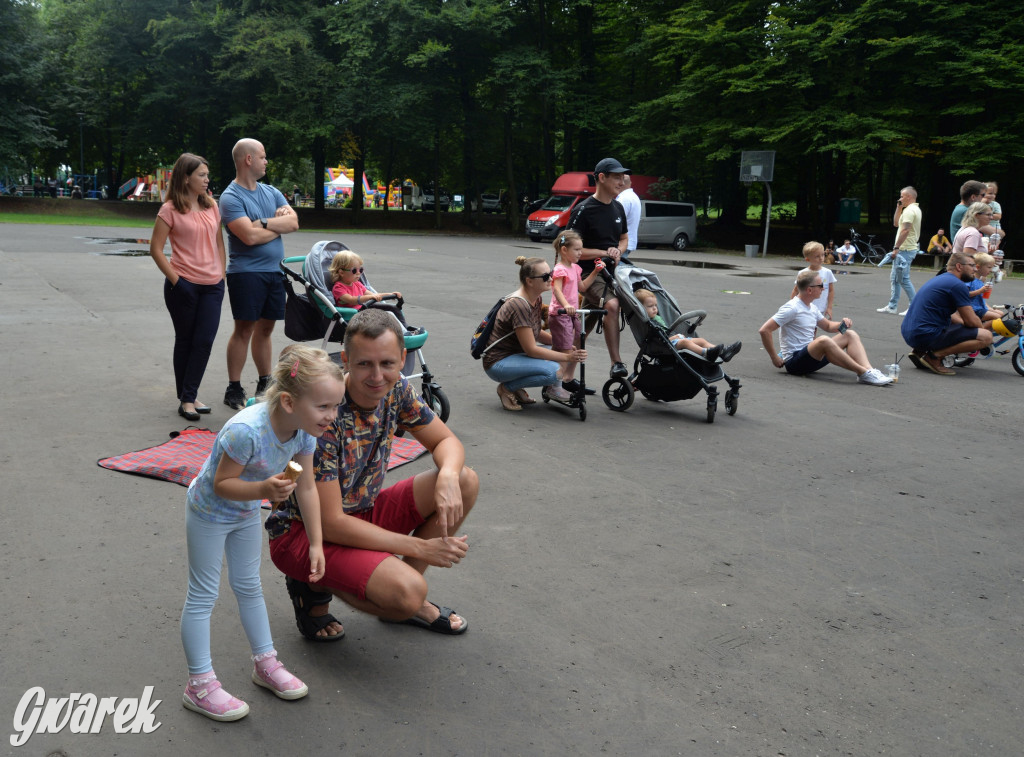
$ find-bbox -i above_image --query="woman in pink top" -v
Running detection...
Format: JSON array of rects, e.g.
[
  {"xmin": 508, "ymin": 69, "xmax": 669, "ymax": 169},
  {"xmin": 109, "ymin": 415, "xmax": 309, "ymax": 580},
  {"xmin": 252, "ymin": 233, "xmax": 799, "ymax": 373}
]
[{"xmin": 149, "ymin": 153, "xmax": 227, "ymax": 421}]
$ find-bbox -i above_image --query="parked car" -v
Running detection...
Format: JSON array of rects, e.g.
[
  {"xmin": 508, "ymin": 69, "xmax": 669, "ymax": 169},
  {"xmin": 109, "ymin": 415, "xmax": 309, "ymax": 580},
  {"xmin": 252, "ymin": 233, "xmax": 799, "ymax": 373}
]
[
  {"xmin": 525, "ymin": 172, "xmax": 666, "ymax": 243},
  {"xmin": 422, "ymin": 186, "xmax": 450, "ymax": 212},
  {"xmin": 636, "ymin": 200, "xmax": 697, "ymax": 251},
  {"xmin": 481, "ymin": 192, "xmax": 502, "ymax": 213}
]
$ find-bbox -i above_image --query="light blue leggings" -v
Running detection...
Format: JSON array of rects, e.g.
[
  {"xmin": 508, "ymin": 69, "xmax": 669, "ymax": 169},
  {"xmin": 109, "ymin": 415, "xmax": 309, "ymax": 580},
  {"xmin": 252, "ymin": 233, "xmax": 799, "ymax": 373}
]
[{"xmin": 181, "ymin": 507, "xmax": 274, "ymax": 675}]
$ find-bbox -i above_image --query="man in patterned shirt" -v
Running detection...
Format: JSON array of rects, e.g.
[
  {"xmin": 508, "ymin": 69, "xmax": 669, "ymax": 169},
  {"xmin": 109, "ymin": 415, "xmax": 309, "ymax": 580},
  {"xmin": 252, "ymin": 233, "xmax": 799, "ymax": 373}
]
[{"xmin": 267, "ymin": 309, "xmax": 478, "ymax": 638}]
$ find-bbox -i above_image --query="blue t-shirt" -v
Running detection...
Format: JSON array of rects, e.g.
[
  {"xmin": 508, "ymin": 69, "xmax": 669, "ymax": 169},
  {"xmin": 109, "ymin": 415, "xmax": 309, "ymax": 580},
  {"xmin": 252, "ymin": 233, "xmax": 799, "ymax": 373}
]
[
  {"xmin": 949, "ymin": 204, "xmax": 968, "ymax": 239},
  {"xmin": 187, "ymin": 402, "xmax": 316, "ymax": 523},
  {"xmin": 901, "ymin": 272, "xmax": 973, "ymax": 349},
  {"xmin": 219, "ymin": 181, "xmax": 289, "ymax": 273},
  {"xmin": 968, "ymin": 279, "xmax": 988, "ymax": 315}
]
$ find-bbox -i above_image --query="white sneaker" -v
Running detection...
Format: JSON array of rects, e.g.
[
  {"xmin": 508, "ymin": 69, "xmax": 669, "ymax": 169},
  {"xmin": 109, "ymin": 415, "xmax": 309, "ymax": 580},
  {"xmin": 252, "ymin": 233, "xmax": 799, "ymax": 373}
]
[
  {"xmin": 898, "ymin": 309, "xmax": 909, "ymax": 316},
  {"xmin": 859, "ymin": 368, "xmax": 894, "ymax": 386},
  {"xmin": 876, "ymin": 305, "xmax": 897, "ymax": 314}
]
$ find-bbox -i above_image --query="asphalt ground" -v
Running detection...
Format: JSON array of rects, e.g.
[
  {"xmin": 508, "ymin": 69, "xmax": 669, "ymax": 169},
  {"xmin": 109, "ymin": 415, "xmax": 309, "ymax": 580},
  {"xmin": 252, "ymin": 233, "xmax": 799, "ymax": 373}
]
[{"xmin": 1, "ymin": 224, "xmax": 1022, "ymax": 756}]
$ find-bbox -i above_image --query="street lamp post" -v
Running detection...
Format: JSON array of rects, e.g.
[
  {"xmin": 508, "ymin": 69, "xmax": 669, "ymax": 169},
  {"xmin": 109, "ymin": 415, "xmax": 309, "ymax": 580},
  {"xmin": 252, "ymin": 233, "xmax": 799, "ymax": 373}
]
[{"xmin": 77, "ymin": 112, "xmax": 85, "ymax": 189}]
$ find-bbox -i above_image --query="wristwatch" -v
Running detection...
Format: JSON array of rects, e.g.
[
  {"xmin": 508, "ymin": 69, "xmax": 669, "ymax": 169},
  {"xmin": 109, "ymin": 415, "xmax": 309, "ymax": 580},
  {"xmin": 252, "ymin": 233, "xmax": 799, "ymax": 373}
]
[{"xmin": 260, "ymin": 218, "xmax": 268, "ymax": 229}]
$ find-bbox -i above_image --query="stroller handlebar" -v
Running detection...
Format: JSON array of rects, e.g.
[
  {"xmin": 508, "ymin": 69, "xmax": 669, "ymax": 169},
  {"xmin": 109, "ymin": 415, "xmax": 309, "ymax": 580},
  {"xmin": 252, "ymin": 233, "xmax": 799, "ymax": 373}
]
[{"xmin": 666, "ymin": 309, "xmax": 707, "ymax": 334}]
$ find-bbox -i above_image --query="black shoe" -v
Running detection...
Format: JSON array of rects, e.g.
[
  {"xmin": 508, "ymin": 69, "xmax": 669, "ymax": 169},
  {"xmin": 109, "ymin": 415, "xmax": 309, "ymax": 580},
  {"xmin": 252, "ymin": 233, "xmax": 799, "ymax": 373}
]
[
  {"xmin": 704, "ymin": 344, "xmax": 723, "ymax": 362},
  {"xmin": 719, "ymin": 341, "xmax": 743, "ymax": 362},
  {"xmin": 224, "ymin": 383, "xmax": 247, "ymax": 410},
  {"xmin": 562, "ymin": 379, "xmax": 596, "ymax": 396},
  {"xmin": 194, "ymin": 403, "xmax": 212, "ymax": 414},
  {"xmin": 255, "ymin": 375, "xmax": 273, "ymax": 397},
  {"xmin": 178, "ymin": 403, "xmax": 201, "ymax": 422},
  {"xmin": 610, "ymin": 362, "xmax": 628, "ymax": 378}
]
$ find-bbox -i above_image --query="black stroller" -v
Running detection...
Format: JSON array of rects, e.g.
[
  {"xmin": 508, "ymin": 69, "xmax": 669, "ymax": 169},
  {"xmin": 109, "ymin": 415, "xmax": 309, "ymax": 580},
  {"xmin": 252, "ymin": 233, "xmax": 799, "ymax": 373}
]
[{"xmin": 600, "ymin": 263, "xmax": 742, "ymax": 423}]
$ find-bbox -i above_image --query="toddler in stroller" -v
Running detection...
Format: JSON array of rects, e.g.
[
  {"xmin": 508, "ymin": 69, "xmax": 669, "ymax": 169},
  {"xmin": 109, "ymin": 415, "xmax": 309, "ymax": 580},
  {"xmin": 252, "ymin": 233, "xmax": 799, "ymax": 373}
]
[
  {"xmin": 328, "ymin": 249, "xmax": 402, "ymax": 310},
  {"xmin": 601, "ymin": 264, "xmax": 742, "ymax": 422},
  {"xmin": 634, "ymin": 289, "xmax": 741, "ymax": 363},
  {"xmin": 279, "ymin": 240, "xmax": 449, "ymax": 422}
]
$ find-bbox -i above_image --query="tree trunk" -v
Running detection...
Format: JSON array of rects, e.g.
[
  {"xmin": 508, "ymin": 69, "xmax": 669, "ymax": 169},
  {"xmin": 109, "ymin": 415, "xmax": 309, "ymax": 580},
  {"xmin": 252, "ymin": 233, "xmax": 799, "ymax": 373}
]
[{"xmin": 313, "ymin": 135, "xmax": 325, "ymax": 211}]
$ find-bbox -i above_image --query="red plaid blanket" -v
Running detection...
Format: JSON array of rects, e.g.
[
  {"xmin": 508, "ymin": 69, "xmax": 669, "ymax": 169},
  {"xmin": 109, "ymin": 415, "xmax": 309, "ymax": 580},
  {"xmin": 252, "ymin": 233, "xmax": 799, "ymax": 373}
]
[{"xmin": 98, "ymin": 427, "xmax": 428, "ymax": 487}]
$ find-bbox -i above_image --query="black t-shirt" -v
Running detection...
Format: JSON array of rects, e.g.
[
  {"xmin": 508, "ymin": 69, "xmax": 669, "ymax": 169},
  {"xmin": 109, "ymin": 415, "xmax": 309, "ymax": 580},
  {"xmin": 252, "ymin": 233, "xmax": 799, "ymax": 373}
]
[{"xmin": 568, "ymin": 195, "xmax": 627, "ymax": 275}]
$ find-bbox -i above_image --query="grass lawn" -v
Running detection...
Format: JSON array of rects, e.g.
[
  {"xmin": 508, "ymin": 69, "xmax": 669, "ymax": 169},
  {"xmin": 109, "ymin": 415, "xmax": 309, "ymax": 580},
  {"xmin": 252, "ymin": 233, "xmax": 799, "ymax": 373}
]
[{"xmin": 0, "ymin": 212, "xmax": 154, "ymax": 227}]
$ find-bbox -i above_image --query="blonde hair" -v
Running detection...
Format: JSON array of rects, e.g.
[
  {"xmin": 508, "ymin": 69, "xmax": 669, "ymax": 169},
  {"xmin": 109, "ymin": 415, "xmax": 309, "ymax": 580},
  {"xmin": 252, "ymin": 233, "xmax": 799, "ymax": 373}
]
[
  {"xmin": 263, "ymin": 345, "xmax": 345, "ymax": 414},
  {"xmin": 634, "ymin": 288, "xmax": 656, "ymax": 305},
  {"xmin": 552, "ymin": 229, "xmax": 582, "ymax": 265},
  {"xmin": 962, "ymin": 202, "xmax": 992, "ymax": 230},
  {"xmin": 974, "ymin": 252, "xmax": 995, "ymax": 268},
  {"xmin": 802, "ymin": 241, "xmax": 824, "ymax": 259},
  {"xmin": 329, "ymin": 250, "xmax": 364, "ymax": 283}
]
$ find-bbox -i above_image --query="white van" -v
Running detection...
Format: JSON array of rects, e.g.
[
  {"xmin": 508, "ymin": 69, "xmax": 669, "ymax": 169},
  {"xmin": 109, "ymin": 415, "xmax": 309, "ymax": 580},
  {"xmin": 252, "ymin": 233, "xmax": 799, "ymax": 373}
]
[{"xmin": 637, "ymin": 200, "xmax": 697, "ymax": 251}]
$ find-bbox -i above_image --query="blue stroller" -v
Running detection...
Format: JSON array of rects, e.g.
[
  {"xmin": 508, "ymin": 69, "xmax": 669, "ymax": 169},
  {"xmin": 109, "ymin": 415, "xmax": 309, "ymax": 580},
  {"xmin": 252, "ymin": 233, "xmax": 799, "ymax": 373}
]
[
  {"xmin": 279, "ymin": 240, "xmax": 450, "ymax": 422},
  {"xmin": 600, "ymin": 263, "xmax": 742, "ymax": 423}
]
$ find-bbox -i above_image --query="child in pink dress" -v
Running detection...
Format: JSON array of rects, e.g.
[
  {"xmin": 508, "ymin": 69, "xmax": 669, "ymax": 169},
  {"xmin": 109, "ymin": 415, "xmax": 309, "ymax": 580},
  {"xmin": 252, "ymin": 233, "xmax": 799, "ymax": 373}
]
[
  {"xmin": 328, "ymin": 250, "xmax": 400, "ymax": 308},
  {"xmin": 548, "ymin": 231, "xmax": 605, "ymax": 398}
]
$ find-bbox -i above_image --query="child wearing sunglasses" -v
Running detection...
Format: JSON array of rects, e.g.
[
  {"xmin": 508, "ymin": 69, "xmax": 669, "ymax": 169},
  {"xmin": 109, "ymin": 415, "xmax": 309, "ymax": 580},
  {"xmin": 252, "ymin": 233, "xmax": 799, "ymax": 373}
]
[{"xmin": 328, "ymin": 250, "xmax": 401, "ymax": 308}]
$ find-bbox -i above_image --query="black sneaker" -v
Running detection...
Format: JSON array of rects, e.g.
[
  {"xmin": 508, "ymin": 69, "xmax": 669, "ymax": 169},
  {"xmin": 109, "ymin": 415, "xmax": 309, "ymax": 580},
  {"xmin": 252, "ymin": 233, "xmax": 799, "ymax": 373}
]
[
  {"xmin": 224, "ymin": 383, "xmax": 247, "ymax": 410},
  {"xmin": 255, "ymin": 375, "xmax": 273, "ymax": 397},
  {"xmin": 719, "ymin": 341, "xmax": 743, "ymax": 362},
  {"xmin": 610, "ymin": 362, "xmax": 628, "ymax": 378},
  {"xmin": 704, "ymin": 345, "xmax": 723, "ymax": 362},
  {"xmin": 562, "ymin": 379, "xmax": 596, "ymax": 396}
]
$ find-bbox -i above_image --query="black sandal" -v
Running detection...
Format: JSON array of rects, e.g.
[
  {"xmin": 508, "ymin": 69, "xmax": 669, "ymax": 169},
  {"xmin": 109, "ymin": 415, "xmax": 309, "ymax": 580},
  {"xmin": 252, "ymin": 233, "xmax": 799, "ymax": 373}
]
[{"xmin": 285, "ymin": 576, "xmax": 345, "ymax": 642}]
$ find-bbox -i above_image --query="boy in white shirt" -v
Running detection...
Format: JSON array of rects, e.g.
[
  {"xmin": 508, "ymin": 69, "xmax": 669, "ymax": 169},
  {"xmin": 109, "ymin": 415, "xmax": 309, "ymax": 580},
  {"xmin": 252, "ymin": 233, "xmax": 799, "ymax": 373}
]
[{"xmin": 790, "ymin": 241, "xmax": 836, "ymax": 319}]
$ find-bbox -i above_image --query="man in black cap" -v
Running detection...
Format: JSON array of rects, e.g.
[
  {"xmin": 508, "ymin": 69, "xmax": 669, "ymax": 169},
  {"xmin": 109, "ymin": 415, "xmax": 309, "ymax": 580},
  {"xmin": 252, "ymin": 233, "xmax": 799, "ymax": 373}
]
[{"xmin": 567, "ymin": 157, "xmax": 630, "ymax": 378}]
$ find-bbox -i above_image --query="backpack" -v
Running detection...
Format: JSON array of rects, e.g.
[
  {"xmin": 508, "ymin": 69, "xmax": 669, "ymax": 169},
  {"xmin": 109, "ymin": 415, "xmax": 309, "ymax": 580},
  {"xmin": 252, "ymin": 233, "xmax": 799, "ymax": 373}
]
[{"xmin": 470, "ymin": 294, "xmax": 527, "ymax": 359}]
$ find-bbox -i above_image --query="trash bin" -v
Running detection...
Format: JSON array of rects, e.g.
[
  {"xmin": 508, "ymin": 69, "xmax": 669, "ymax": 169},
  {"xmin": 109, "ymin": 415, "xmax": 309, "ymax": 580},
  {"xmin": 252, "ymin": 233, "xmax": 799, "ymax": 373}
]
[
  {"xmin": 838, "ymin": 198, "xmax": 861, "ymax": 224},
  {"xmin": 745, "ymin": 245, "xmax": 759, "ymax": 258}
]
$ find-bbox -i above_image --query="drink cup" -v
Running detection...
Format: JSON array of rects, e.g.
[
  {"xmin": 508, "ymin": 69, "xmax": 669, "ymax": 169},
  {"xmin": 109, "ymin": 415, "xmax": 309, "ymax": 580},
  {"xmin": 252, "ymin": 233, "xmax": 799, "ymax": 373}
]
[
  {"xmin": 983, "ymin": 283, "xmax": 992, "ymax": 299},
  {"xmin": 885, "ymin": 363, "xmax": 900, "ymax": 383}
]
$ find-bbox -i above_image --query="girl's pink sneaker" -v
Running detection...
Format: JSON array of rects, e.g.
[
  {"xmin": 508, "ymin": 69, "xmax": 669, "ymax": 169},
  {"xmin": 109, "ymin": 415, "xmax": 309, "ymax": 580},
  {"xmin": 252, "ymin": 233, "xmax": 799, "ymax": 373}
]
[
  {"xmin": 182, "ymin": 675, "xmax": 249, "ymax": 722},
  {"xmin": 252, "ymin": 652, "xmax": 309, "ymax": 700}
]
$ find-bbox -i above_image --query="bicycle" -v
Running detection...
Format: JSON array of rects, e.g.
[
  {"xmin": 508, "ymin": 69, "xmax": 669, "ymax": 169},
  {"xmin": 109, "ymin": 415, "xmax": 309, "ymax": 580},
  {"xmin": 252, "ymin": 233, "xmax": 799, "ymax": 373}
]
[{"xmin": 848, "ymin": 227, "xmax": 888, "ymax": 264}]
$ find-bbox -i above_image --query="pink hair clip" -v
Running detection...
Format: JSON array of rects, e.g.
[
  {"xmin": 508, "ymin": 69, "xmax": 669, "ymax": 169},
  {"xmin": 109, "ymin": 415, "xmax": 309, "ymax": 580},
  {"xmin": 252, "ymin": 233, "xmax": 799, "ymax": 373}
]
[{"xmin": 290, "ymin": 359, "xmax": 300, "ymax": 377}]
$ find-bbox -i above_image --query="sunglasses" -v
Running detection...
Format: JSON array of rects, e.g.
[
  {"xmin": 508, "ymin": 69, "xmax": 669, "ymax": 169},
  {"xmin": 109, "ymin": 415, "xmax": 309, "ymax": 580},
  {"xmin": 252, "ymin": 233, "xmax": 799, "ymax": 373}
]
[
  {"xmin": 528, "ymin": 272, "xmax": 553, "ymax": 282},
  {"xmin": 346, "ymin": 267, "xmax": 364, "ymax": 274}
]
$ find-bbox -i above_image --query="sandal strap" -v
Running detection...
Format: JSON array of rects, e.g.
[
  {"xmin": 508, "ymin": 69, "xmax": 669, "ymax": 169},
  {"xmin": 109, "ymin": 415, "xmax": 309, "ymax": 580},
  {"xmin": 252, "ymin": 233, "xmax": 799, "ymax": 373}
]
[
  {"xmin": 192, "ymin": 679, "xmax": 222, "ymax": 699},
  {"xmin": 258, "ymin": 660, "xmax": 284, "ymax": 677}
]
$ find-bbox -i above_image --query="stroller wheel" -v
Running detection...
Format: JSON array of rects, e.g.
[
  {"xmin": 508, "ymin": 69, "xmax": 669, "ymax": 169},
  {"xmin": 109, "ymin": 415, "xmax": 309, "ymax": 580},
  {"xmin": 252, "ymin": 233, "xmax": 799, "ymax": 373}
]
[
  {"xmin": 706, "ymin": 398, "xmax": 717, "ymax": 423},
  {"xmin": 602, "ymin": 378, "xmax": 634, "ymax": 412},
  {"xmin": 725, "ymin": 390, "xmax": 738, "ymax": 416},
  {"xmin": 422, "ymin": 384, "xmax": 451, "ymax": 423}
]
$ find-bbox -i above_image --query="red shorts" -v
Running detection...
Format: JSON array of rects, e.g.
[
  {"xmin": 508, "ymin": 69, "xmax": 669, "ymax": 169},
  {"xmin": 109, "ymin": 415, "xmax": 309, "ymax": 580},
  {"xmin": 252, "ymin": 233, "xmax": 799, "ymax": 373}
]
[{"xmin": 269, "ymin": 476, "xmax": 425, "ymax": 601}]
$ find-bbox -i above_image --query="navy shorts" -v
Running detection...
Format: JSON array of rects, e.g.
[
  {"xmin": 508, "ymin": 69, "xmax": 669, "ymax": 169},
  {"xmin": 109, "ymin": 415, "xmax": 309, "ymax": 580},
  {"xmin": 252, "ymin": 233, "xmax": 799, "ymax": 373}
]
[
  {"xmin": 917, "ymin": 324, "xmax": 980, "ymax": 354},
  {"xmin": 226, "ymin": 271, "xmax": 286, "ymax": 322},
  {"xmin": 784, "ymin": 345, "xmax": 830, "ymax": 375}
]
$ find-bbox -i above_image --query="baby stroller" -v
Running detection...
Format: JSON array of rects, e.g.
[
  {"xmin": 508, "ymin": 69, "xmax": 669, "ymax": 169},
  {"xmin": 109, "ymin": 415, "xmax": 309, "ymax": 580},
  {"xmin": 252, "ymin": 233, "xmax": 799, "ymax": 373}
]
[
  {"xmin": 600, "ymin": 263, "xmax": 741, "ymax": 423},
  {"xmin": 279, "ymin": 240, "xmax": 450, "ymax": 422}
]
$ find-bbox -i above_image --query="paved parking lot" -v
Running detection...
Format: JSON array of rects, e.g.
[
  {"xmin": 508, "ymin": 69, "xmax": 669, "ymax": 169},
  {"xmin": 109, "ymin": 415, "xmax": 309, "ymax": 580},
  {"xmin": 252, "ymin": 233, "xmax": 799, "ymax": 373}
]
[{"xmin": 2, "ymin": 224, "xmax": 1022, "ymax": 756}]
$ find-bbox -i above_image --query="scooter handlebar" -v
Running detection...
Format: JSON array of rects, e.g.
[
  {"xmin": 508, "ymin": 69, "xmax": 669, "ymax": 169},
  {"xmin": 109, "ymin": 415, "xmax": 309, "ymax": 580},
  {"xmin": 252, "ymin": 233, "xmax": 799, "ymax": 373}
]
[{"xmin": 557, "ymin": 308, "xmax": 608, "ymax": 316}]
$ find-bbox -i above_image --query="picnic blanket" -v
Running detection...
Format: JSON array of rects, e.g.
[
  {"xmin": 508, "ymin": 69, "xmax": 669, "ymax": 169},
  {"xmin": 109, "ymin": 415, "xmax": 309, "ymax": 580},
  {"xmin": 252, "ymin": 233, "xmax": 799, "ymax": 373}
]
[{"xmin": 98, "ymin": 427, "xmax": 428, "ymax": 489}]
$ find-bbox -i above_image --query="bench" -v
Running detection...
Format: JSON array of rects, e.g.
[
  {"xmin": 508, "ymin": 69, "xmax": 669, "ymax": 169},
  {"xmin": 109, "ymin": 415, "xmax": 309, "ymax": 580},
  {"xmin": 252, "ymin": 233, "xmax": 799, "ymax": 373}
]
[{"xmin": 914, "ymin": 251, "xmax": 948, "ymax": 270}]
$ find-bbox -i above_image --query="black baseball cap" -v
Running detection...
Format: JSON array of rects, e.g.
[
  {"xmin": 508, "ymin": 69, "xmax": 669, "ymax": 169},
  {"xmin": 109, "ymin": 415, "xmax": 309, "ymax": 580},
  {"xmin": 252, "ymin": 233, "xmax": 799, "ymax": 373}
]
[{"xmin": 594, "ymin": 158, "xmax": 630, "ymax": 176}]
